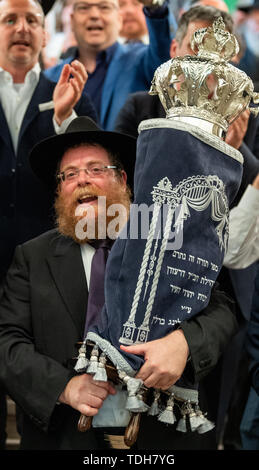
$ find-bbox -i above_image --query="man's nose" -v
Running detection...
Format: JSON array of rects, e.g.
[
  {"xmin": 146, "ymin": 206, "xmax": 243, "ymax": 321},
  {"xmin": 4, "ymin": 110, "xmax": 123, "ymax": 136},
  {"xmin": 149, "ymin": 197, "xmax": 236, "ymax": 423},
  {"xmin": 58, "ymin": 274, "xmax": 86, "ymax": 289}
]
[
  {"xmin": 77, "ymin": 169, "xmax": 91, "ymax": 185},
  {"xmin": 88, "ymin": 5, "xmax": 101, "ymax": 17},
  {"xmin": 16, "ymin": 17, "xmax": 30, "ymax": 33},
  {"xmin": 123, "ymin": 4, "xmax": 134, "ymax": 13}
]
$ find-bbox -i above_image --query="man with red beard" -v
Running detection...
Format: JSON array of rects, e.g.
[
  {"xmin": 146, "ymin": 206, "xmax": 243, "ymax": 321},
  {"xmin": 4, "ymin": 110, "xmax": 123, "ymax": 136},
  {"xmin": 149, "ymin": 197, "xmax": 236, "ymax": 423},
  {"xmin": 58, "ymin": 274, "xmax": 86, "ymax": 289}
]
[
  {"xmin": 54, "ymin": 143, "xmax": 131, "ymax": 243},
  {"xmin": 0, "ymin": 0, "xmax": 97, "ymax": 450},
  {"xmin": 0, "ymin": 116, "xmax": 237, "ymax": 450}
]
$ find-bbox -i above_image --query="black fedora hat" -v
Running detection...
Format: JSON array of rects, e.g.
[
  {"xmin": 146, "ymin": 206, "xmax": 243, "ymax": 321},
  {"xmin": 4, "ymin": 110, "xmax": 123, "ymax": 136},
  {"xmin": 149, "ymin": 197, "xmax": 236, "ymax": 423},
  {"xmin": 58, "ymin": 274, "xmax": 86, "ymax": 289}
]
[{"xmin": 29, "ymin": 116, "xmax": 136, "ymax": 189}]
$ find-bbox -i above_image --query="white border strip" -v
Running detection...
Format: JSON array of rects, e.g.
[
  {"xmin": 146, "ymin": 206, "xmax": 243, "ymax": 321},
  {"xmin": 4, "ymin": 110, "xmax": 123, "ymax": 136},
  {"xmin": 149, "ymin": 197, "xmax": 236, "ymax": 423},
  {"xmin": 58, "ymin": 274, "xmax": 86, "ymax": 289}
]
[
  {"xmin": 169, "ymin": 384, "xmax": 199, "ymax": 403},
  {"xmin": 138, "ymin": 118, "xmax": 244, "ymax": 165}
]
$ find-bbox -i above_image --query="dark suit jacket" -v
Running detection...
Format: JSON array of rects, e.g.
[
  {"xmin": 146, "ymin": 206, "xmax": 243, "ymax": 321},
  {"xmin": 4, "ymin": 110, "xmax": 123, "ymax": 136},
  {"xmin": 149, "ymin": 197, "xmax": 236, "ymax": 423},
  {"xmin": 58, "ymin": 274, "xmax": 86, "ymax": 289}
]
[
  {"xmin": 239, "ymin": 48, "xmax": 259, "ymax": 87},
  {"xmin": 0, "ymin": 72, "xmax": 97, "ymax": 281},
  {"xmin": 0, "ymin": 229, "xmax": 237, "ymax": 449},
  {"xmin": 42, "ymin": 0, "xmax": 55, "ymax": 15},
  {"xmin": 246, "ymin": 265, "xmax": 259, "ymax": 395}
]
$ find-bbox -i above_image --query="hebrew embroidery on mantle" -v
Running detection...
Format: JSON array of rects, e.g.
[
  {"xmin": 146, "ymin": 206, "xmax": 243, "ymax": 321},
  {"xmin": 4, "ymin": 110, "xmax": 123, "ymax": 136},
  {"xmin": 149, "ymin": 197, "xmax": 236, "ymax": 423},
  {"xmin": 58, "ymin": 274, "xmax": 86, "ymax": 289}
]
[{"xmin": 119, "ymin": 174, "xmax": 229, "ymax": 345}]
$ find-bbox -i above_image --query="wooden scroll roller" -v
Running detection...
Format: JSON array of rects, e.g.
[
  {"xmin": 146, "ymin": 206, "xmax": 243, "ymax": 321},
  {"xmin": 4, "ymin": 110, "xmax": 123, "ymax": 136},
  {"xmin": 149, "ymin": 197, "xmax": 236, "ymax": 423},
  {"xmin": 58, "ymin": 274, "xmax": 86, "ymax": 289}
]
[
  {"xmin": 78, "ymin": 412, "xmax": 141, "ymax": 447},
  {"xmin": 78, "ymin": 414, "xmax": 93, "ymax": 432},
  {"xmin": 124, "ymin": 413, "xmax": 141, "ymax": 447},
  {"xmin": 77, "ymin": 363, "xmax": 120, "ymax": 433}
]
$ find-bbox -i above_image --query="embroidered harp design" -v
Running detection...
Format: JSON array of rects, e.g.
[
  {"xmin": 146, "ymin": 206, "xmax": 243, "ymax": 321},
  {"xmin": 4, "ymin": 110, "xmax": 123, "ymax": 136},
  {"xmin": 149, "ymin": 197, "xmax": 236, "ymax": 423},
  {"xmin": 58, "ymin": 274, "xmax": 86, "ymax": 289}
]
[{"xmin": 119, "ymin": 174, "xmax": 228, "ymax": 345}]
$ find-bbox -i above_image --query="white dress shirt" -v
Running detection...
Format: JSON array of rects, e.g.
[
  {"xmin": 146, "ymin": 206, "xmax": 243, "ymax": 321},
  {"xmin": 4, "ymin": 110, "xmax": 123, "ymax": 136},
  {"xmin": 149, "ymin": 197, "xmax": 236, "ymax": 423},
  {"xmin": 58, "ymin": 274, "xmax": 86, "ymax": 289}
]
[
  {"xmin": 224, "ymin": 184, "xmax": 259, "ymax": 269},
  {"xmin": 80, "ymin": 243, "xmax": 131, "ymax": 428},
  {"xmin": 0, "ymin": 63, "xmax": 76, "ymax": 154},
  {"xmin": 118, "ymin": 34, "xmax": 149, "ymax": 44}
]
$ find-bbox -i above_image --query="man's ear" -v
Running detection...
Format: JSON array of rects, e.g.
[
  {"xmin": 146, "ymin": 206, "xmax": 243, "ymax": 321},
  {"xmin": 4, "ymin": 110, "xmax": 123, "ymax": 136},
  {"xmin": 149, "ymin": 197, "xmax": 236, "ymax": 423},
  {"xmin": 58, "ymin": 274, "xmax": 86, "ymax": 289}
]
[
  {"xmin": 170, "ymin": 38, "xmax": 178, "ymax": 58},
  {"xmin": 70, "ymin": 11, "xmax": 75, "ymax": 33},
  {"xmin": 117, "ymin": 10, "xmax": 123, "ymax": 35},
  {"xmin": 120, "ymin": 170, "xmax": 127, "ymax": 190},
  {"xmin": 42, "ymin": 29, "xmax": 48, "ymax": 48}
]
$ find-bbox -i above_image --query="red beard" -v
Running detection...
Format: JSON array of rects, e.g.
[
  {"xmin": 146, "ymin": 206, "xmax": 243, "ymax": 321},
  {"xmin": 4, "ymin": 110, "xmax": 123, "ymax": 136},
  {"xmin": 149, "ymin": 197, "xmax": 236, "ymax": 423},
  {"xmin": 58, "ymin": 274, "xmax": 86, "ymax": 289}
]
[{"xmin": 55, "ymin": 183, "xmax": 131, "ymax": 244}]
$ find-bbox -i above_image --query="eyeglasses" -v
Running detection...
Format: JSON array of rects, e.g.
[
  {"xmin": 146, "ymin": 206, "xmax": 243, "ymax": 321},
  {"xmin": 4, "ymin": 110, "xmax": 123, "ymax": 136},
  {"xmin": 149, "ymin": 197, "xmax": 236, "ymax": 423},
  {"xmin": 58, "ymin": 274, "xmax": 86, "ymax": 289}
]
[
  {"xmin": 57, "ymin": 163, "xmax": 118, "ymax": 182},
  {"xmin": 73, "ymin": 2, "xmax": 118, "ymax": 15}
]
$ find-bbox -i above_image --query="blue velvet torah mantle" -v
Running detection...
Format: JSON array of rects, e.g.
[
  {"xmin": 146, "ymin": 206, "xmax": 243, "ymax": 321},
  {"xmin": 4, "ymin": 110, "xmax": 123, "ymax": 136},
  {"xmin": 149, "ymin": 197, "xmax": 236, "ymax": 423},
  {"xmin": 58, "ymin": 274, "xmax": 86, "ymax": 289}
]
[{"xmin": 86, "ymin": 119, "xmax": 243, "ymax": 376}]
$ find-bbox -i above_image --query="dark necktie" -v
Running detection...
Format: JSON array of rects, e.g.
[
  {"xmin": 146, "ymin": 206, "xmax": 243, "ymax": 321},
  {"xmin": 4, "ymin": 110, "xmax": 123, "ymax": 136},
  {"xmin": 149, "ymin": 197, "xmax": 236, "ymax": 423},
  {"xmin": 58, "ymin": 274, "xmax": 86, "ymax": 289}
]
[{"xmin": 83, "ymin": 239, "xmax": 113, "ymax": 336}]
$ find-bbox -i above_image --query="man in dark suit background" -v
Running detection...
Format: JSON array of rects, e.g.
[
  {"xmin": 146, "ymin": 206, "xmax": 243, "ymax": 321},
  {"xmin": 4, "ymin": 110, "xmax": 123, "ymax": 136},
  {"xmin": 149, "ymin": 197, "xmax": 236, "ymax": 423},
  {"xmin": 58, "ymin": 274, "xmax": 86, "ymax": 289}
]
[
  {"xmin": 0, "ymin": 0, "xmax": 97, "ymax": 283},
  {"xmin": 0, "ymin": 116, "xmax": 238, "ymax": 450}
]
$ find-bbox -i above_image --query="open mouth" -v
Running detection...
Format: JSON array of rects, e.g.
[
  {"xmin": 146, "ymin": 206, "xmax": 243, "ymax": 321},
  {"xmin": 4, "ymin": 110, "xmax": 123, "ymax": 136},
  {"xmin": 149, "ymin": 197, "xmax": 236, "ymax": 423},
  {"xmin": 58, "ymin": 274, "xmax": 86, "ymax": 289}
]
[
  {"xmin": 78, "ymin": 195, "xmax": 98, "ymax": 204},
  {"xmin": 12, "ymin": 40, "xmax": 30, "ymax": 47},
  {"xmin": 87, "ymin": 25, "xmax": 103, "ymax": 32}
]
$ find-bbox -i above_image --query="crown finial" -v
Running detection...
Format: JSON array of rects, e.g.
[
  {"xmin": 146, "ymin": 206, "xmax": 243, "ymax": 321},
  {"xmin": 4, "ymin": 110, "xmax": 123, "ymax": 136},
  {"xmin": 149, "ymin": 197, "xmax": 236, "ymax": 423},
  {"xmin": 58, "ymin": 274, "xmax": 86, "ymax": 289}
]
[
  {"xmin": 150, "ymin": 17, "xmax": 259, "ymax": 137},
  {"xmin": 191, "ymin": 17, "xmax": 239, "ymax": 61}
]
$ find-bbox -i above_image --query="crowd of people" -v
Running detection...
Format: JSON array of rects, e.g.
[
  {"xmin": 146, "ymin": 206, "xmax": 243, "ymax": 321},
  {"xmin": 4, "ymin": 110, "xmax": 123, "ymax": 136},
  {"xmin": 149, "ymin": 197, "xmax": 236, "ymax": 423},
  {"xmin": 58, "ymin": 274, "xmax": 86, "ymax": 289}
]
[{"xmin": 0, "ymin": 0, "xmax": 258, "ymax": 452}]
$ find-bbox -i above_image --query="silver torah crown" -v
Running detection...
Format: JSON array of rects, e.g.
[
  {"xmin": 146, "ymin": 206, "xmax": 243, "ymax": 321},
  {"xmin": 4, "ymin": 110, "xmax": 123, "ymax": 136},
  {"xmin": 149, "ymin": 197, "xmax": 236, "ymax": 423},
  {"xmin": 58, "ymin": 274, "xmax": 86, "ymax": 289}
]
[{"xmin": 149, "ymin": 17, "xmax": 259, "ymax": 137}]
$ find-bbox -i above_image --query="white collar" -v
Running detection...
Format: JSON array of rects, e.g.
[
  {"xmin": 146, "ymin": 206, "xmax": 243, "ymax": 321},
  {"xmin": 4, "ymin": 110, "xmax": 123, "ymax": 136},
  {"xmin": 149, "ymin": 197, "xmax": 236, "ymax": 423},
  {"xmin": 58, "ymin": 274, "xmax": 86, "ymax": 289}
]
[{"xmin": 0, "ymin": 62, "xmax": 41, "ymax": 85}]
